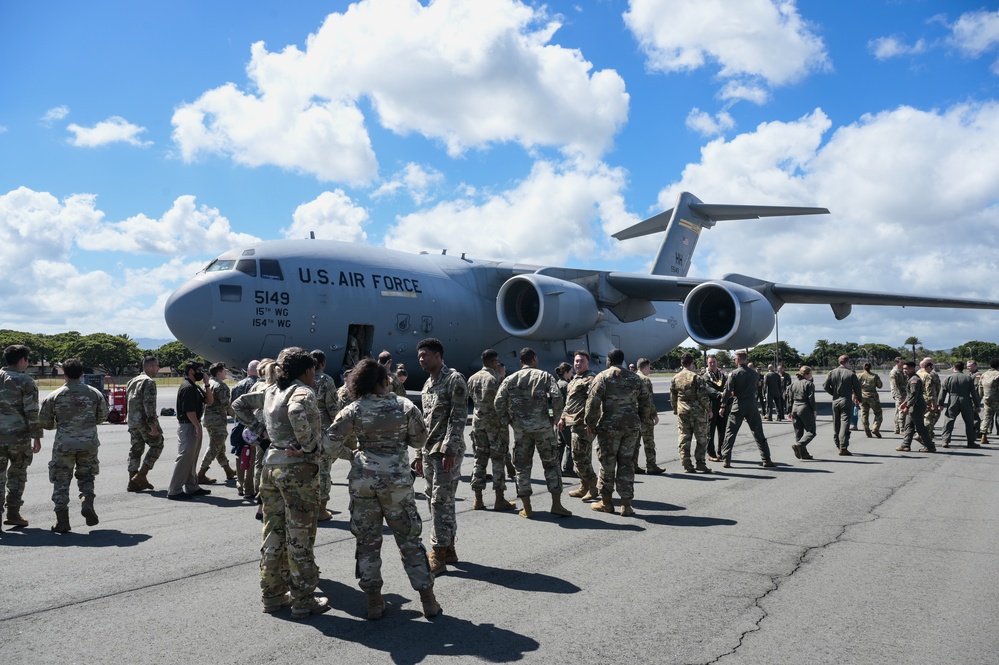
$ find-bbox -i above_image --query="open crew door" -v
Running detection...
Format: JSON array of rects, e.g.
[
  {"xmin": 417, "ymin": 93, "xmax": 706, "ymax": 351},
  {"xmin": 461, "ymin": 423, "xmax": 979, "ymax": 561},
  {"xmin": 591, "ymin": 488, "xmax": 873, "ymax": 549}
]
[{"xmin": 340, "ymin": 324, "xmax": 374, "ymax": 377}]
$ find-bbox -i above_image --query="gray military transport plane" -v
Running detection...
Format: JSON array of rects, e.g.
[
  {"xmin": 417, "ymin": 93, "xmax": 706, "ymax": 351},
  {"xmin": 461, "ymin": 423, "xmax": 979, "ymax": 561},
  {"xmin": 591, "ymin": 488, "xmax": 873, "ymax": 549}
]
[{"xmin": 164, "ymin": 191, "xmax": 999, "ymax": 383}]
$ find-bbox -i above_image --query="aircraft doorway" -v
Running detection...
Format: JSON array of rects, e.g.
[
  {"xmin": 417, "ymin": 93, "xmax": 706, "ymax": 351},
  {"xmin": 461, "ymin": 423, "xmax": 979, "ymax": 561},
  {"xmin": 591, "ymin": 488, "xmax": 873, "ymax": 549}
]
[
  {"xmin": 341, "ymin": 324, "xmax": 374, "ymax": 377},
  {"xmin": 259, "ymin": 334, "xmax": 286, "ymax": 360}
]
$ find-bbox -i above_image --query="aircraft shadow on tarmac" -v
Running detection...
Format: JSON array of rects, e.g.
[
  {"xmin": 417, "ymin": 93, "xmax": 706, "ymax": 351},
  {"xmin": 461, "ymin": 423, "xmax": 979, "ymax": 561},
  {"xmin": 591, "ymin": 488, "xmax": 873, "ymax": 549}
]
[
  {"xmin": 0, "ymin": 528, "xmax": 151, "ymax": 548},
  {"xmin": 443, "ymin": 561, "xmax": 581, "ymax": 594},
  {"xmin": 280, "ymin": 579, "xmax": 541, "ymax": 665}
]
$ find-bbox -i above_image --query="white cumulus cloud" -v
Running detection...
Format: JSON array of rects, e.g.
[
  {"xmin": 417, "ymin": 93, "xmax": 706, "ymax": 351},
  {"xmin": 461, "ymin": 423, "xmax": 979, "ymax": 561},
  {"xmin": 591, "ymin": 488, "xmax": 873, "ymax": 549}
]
[
  {"xmin": 686, "ymin": 108, "xmax": 736, "ymax": 137},
  {"xmin": 624, "ymin": 0, "xmax": 829, "ymax": 103},
  {"xmin": 41, "ymin": 105, "xmax": 69, "ymax": 125},
  {"xmin": 869, "ymin": 36, "xmax": 928, "ymax": 60},
  {"xmin": 172, "ymin": 0, "xmax": 628, "ymax": 182},
  {"xmin": 284, "ymin": 190, "xmax": 370, "ymax": 243},
  {"xmin": 949, "ymin": 9, "xmax": 999, "ymax": 57},
  {"xmin": 67, "ymin": 116, "xmax": 152, "ymax": 147},
  {"xmin": 372, "ymin": 163, "xmax": 445, "ymax": 204}
]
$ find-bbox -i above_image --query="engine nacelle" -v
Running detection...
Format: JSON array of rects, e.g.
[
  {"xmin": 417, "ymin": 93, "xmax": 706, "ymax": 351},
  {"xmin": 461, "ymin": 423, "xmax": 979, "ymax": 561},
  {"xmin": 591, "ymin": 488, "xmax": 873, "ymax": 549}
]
[
  {"xmin": 683, "ymin": 281, "xmax": 776, "ymax": 349},
  {"xmin": 497, "ymin": 274, "xmax": 600, "ymax": 341}
]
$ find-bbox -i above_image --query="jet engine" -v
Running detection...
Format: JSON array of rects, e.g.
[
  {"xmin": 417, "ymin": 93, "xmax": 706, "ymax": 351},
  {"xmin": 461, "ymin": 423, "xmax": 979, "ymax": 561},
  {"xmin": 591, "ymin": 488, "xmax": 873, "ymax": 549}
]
[
  {"xmin": 682, "ymin": 281, "xmax": 776, "ymax": 349},
  {"xmin": 497, "ymin": 274, "xmax": 600, "ymax": 341}
]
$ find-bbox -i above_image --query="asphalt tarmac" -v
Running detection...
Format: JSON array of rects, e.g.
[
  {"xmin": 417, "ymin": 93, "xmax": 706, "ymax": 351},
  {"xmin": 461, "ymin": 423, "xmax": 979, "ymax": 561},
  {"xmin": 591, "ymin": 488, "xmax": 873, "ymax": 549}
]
[{"xmin": 2, "ymin": 377, "xmax": 997, "ymax": 664}]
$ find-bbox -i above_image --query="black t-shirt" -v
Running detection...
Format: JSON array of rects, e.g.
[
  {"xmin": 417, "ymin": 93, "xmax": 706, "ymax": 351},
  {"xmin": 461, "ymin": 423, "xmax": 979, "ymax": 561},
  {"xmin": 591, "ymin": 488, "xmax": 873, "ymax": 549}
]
[{"xmin": 176, "ymin": 380, "xmax": 206, "ymax": 423}]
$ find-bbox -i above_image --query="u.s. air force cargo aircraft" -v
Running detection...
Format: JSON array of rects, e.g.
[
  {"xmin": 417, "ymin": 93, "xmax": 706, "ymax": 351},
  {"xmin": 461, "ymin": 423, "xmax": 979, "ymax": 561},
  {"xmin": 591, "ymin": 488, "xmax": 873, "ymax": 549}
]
[{"xmin": 164, "ymin": 192, "xmax": 999, "ymax": 383}]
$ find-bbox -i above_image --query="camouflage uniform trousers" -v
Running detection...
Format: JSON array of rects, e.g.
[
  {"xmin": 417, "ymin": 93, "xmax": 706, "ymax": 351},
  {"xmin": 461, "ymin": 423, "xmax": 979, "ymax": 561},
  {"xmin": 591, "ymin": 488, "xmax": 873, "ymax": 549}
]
[
  {"xmin": 677, "ymin": 410, "xmax": 709, "ymax": 469},
  {"xmin": 981, "ymin": 396, "xmax": 999, "ymax": 435},
  {"xmin": 924, "ymin": 407, "xmax": 942, "ymax": 437},
  {"xmin": 595, "ymin": 428, "xmax": 639, "ymax": 499},
  {"xmin": 469, "ymin": 425, "xmax": 507, "ymax": 492},
  {"xmin": 0, "ymin": 441, "xmax": 33, "ymax": 509},
  {"xmin": 127, "ymin": 427, "xmax": 164, "ymax": 474},
  {"xmin": 349, "ymin": 472, "xmax": 432, "ymax": 592},
  {"xmin": 511, "ymin": 427, "xmax": 562, "ymax": 498},
  {"xmin": 199, "ymin": 424, "xmax": 230, "ymax": 471},
  {"xmin": 569, "ymin": 423, "xmax": 596, "ymax": 483},
  {"xmin": 893, "ymin": 398, "xmax": 905, "ymax": 433},
  {"xmin": 259, "ymin": 462, "xmax": 321, "ymax": 611},
  {"xmin": 860, "ymin": 396, "xmax": 883, "ymax": 433},
  {"xmin": 422, "ymin": 453, "xmax": 463, "ymax": 549},
  {"xmin": 252, "ymin": 442, "xmax": 266, "ymax": 498},
  {"xmin": 317, "ymin": 433, "xmax": 339, "ymax": 504},
  {"xmin": 49, "ymin": 448, "xmax": 99, "ymax": 510},
  {"xmin": 632, "ymin": 422, "xmax": 657, "ymax": 468}
]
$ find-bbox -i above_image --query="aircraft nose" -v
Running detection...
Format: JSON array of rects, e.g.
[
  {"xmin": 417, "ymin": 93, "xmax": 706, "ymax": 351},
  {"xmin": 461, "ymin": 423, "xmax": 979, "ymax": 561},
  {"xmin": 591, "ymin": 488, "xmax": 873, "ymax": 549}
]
[{"xmin": 164, "ymin": 278, "xmax": 213, "ymax": 349}]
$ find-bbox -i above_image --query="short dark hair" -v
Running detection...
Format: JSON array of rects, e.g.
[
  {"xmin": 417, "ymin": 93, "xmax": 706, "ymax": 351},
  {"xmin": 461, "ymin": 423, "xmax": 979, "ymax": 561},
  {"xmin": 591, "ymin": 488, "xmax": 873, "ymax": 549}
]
[
  {"xmin": 63, "ymin": 358, "xmax": 84, "ymax": 380},
  {"xmin": 276, "ymin": 347, "xmax": 315, "ymax": 390},
  {"xmin": 556, "ymin": 362, "xmax": 572, "ymax": 377},
  {"xmin": 349, "ymin": 358, "xmax": 388, "ymax": 398},
  {"xmin": 607, "ymin": 348, "xmax": 624, "ymax": 366},
  {"xmin": 143, "ymin": 356, "xmax": 159, "ymax": 366},
  {"xmin": 904, "ymin": 361, "xmax": 917, "ymax": 369},
  {"xmin": 954, "ymin": 361, "xmax": 966, "ymax": 372},
  {"xmin": 519, "ymin": 347, "xmax": 536, "ymax": 364},
  {"xmin": 311, "ymin": 350, "xmax": 326, "ymax": 366},
  {"xmin": 679, "ymin": 353, "xmax": 693, "ymax": 367},
  {"xmin": 863, "ymin": 362, "xmax": 872, "ymax": 371},
  {"xmin": 481, "ymin": 348, "xmax": 499, "ymax": 363},
  {"xmin": 181, "ymin": 359, "xmax": 203, "ymax": 375},
  {"xmin": 209, "ymin": 362, "xmax": 226, "ymax": 377},
  {"xmin": 3, "ymin": 345, "xmax": 30, "ymax": 366},
  {"xmin": 573, "ymin": 349, "xmax": 590, "ymax": 360},
  {"xmin": 417, "ymin": 338, "xmax": 444, "ymax": 357},
  {"xmin": 991, "ymin": 359, "xmax": 999, "ymax": 370}
]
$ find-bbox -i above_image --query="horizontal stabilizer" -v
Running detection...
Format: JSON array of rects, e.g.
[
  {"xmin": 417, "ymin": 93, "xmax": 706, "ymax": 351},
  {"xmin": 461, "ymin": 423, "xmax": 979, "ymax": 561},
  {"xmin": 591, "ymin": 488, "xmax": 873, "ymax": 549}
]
[{"xmin": 689, "ymin": 203, "xmax": 830, "ymax": 222}]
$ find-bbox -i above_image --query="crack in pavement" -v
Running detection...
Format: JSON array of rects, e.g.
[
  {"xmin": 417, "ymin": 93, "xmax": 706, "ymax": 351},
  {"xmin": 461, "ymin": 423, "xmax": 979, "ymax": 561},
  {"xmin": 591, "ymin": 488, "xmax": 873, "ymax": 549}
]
[{"xmin": 702, "ymin": 469, "xmax": 921, "ymax": 665}]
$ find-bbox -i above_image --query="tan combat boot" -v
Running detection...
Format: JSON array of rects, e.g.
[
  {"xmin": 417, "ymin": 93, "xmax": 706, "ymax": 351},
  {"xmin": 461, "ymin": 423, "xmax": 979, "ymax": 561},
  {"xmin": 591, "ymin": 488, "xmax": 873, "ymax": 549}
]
[
  {"xmin": 472, "ymin": 490, "xmax": 485, "ymax": 510},
  {"xmin": 549, "ymin": 491, "xmax": 572, "ymax": 517},
  {"xmin": 567, "ymin": 482, "xmax": 589, "ymax": 498},
  {"xmin": 80, "ymin": 496, "xmax": 99, "ymax": 526},
  {"xmin": 126, "ymin": 472, "xmax": 141, "ymax": 492},
  {"xmin": 494, "ymin": 489, "xmax": 516, "ymax": 511},
  {"xmin": 51, "ymin": 507, "xmax": 71, "ymax": 533},
  {"xmin": 590, "ymin": 493, "xmax": 615, "ymax": 514},
  {"xmin": 317, "ymin": 501, "xmax": 334, "ymax": 522},
  {"xmin": 419, "ymin": 587, "xmax": 442, "ymax": 618},
  {"xmin": 518, "ymin": 495, "xmax": 533, "ymax": 519},
  {"xmin": 223, "ymin": 462, "xmax": 237, "ymax": 481},
  {"xmin": 580, "ymin": 479, "xmax": 600, "ymax": 502},
  {"xmin": 133, "ymin": 466, "xmax": 155, "ymax": 490},
  {"xmin": 4, "ymin": 507, "xmax": 28, "ymax": 527},
  {"xmin": 982, "ymin": 434, "xmax": 990, "ymax": 446},
  {"xmin": 428, "ymin": 546, "xmax": 447, "ymax": 575},
  {"xmin": 366, "ymin": 591, "xmax": 385, "ymax": 620},
  {"xmin": 197, "ymin": 469, "xmax": 217, "ymax": 484},
  {"xmin": 444, "ymin": 540, "xmax": 458, "ymax": 564},
  {"xmin": 619, "ymin": 498, "xmax": 635, "ymax": 517}
]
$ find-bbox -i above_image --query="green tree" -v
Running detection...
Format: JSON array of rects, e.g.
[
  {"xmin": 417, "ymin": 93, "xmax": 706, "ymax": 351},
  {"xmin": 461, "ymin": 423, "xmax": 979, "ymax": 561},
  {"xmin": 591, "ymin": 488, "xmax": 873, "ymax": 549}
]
[
  {"xmin": 809, "ymin": 339, "xmax": 831, "ymax": 368},
  {"xmin": 955, "ymin": 341, "xmax": 999, "ymax": 363},
  {"xmin": 47, "ymin": 331, "xmax": 83, "ymax": 361},
  {"xmin": 653, "ymin": 346, "xmax": 701, "ymax": 371},
  {"xmin": 713, "ymin": 350, "xmax": 733, "ymax": 368},
  {"xmin": 903, "ymin": 336, "xmax": 922, "ymax": 362},
  {"xmin": 747, "ymin": 342, "xmax": 802, "ymax": 368},
  {"xmin": 154, "ymin": 341, "xmax": 200, "ymax": 371},
  {"xmin": 860, "ymin": 343, "xmax": 901, "ymax": 366},
  {"xmin": 75, "ymin": 333, "xmax": 141, "ymax": 377}
]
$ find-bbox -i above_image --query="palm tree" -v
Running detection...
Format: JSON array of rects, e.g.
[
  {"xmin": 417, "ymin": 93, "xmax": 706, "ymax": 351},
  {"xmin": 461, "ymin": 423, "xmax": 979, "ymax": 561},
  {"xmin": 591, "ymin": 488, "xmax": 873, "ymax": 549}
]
[{"xmin": 903, "ymin": 336, "xmax": 921, "ymax": 362}]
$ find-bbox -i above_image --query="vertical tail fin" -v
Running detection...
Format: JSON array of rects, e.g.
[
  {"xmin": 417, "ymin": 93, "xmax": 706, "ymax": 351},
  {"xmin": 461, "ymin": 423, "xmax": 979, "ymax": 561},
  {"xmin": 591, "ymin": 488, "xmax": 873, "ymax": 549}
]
[{"xmin": 612, "ymin": 192, "xmax": 829, "ymax": 277}]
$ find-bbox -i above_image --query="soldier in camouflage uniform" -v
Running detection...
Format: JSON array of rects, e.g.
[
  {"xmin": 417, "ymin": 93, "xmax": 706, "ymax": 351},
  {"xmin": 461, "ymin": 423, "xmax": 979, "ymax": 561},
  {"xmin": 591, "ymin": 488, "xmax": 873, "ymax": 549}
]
[
  {"xmin": 198, "ymin": 362, "xmax": 235, "ymax": 485},
  {"xmin": 978, "ymin": 359, "xmax": 999, "ymax": 445},
  {"xmin": 633, "ymin": 358, "xmax": 664, "ymax": 474},
  {"xmin": 230, "ymin": 360, "xmax": 259, "ymax": 496},
  {"xmin": 858, "ymin": 362, "xmax": 884, "ymax": 438},
  {"xmin": 554, "ymin": 362, "xmax": 574, "ymax": 477},
  {"xmin": 670, "ymin": 353, "xmax": 715, "ymax": 473},
  {"xmin": 378, "ymin": 350, "xmax": 408, "ymax": 397},
  {"xmin": 495, "ymin": 347, "xmax": 570, "ymax": 520},
  {"xmin": 38, "ymin": 358, "xmax": 109, "ymax": 532},
  {"xmin": 559, "ymin": 350, "xmax": 599, "ymax": 501},
  {"xmin": 788, "ymin": 366, "xmax": 817, "ymax": 459},
  {"xmin": 416, "ymin": 338, "xmax": 467, "ymax": 575},
  {"xmin": 234, "ymin": 347, "xmax": 349, "ymax": 619},
  {"xmin": 968, "ymin": 360, "xmax": 982, "ymax": 437},
  {"xmin": 125, "ymin": 356, "xmax": 163, "ymax": 492},
  {"xmin": 327, "ymin": 359, "xmax": 441, "ymax": 620},
  {"xmin": 584, "ymin": 348, "xmax": 653, "ymax": 517},
  {"xmin": 467, "ymin": 349, "xmax": 516, "ymax": 511},
  {"xmin": 918, "ymin": 358, "xmax": 941, "ymax": 443},
  {"xmin": 889, "ymin": 357, "xmax": 906, "ymax": 434},
  {"xmin": 0, "ymin": 344, "xmax": 42, "ymax": 528},
  {"xmin": 311, "ymin": 350, "xmax": 339, "ymax": 521}
]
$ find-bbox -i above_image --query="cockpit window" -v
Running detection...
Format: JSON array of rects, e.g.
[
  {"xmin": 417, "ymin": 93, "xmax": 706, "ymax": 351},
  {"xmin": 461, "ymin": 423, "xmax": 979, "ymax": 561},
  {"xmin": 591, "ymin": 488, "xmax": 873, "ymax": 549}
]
[
  {"xmin": 204, "ymin": 259, "xmax": 235, "ymax": 273},
  {"xmin": 260, "ymin": 259, "xmax": 284, "ymax": 281},
  {"xmin": 236, "ymin": 259, "xmax": 257, "ymax": 277}
]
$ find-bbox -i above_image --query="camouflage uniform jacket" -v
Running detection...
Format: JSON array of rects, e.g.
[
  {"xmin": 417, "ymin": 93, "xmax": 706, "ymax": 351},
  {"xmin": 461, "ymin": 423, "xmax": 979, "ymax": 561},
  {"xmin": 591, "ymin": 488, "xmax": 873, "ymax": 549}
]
[
  {"xmin": 467, "ymin": 366, "xmax": 502, "ymax": 430},
  {"xmin": 202, "ymin": 377, "xmax": 231, "ymax": 427},
  {"xmin": 0, "ymin": 366, "xmax": 42, "ymax": 444},
  {"xmin": 560, "ymin": 370, "xmax": 594, "ymax": 425},
  {"xmin": 889, "ymin": 367, "xmax": 906, "ymax": 401},
  {"xmin": 495, "ymin": 367, "xmax": 564, "ymax": 434},
  {"xmin": 328, "ymin": 393, "xmax": 427, "ymax": 479},
  {"xmin": 421, "ymin": 365, "xmax": 468, "ymax": 457},
  {"xmin": 858, "ymin": 370, "xmax": 883, "ymax": 399},
  {"xmin": 124, "ymin": 373, "xmax": 159, "ymax": 431},
  {"xmin": 230, "ymin": 375, "xmax": 258, "ymax": 403},
  {"xmin": 261, "ymin": 380, "xmax": 348, "ymax": 466},
  {"xmin": 584, "ymin": 365, "xmax": 653, "ymax": 432},
  {"xmin": 918, "ymin": 369, "xmax": 941, "ymax": 405},
  {"xmin": 389, "ymin": 373, "xmax": 407, "ymax": 397},
  {"xmin": 638, "ymin": 373, "xmax": 656, "ymax": 424},
  {"xmin": 314, "ymin": 371, "xmax": 339, "ymax": 429},
  {"xmin": 231, "ymin": 380, "xmax": 272, "ymax": 440},
  {"xmin": 39, "ymin": 381, "xmax": 109, "ymax": 451},
  {"xmin": 979, "ymin": 369, "xmax": 999, "ymax": 400},
  {"xmin": 670, "ymin": 367, "xmax": 712, "ymax": 415},
  {"xmin": 788, "ymin": 378, "xmax": 816, "ymax": 413},
  {"xmin": 971, "ymin": 370, "xmax": 983, "ymax": 397}
]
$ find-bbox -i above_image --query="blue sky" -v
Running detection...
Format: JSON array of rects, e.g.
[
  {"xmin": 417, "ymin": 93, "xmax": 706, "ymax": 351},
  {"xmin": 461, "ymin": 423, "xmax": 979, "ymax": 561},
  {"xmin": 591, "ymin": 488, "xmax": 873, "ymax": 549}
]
[{"xmin": 2, "ymin": 0, "xmax": 999, "ymax": 354}]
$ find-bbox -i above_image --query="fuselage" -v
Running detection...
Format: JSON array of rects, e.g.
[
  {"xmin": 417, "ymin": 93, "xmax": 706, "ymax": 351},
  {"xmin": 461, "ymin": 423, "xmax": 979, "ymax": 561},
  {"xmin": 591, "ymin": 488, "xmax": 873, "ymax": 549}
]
[{"xmin": 164, "ymin": 239, "xmax": 688, "ymax": 385}]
